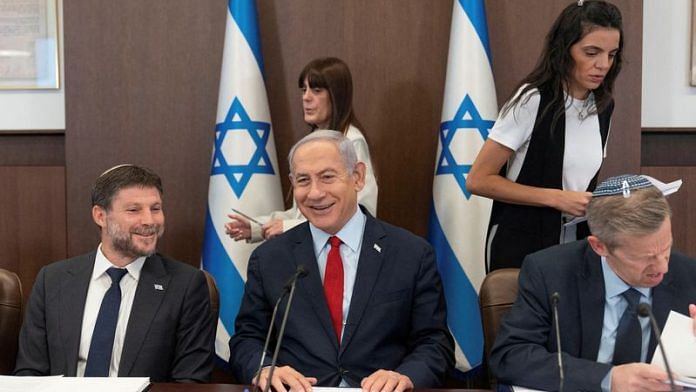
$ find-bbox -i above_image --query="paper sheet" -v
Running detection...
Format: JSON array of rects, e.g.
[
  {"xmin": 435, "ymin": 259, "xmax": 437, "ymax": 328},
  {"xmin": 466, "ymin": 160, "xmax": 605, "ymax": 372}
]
[
  {"xmin": 651, "ymin": 310, "xmax": 696, "ymax": 388},
  {"xmin": 0, "ymin": 376, "xmax": 149, "ymax": 392}
]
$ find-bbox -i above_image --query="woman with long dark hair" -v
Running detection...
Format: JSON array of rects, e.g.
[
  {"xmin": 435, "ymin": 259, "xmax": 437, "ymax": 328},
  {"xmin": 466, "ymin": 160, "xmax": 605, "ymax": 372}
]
[
  {"xmin": 226, "ymin": 57, "xmax": 378, "ymax": 242},
  {"xmin": 466, "ymin": 0, "xmax": 623, "ymax": 271}
]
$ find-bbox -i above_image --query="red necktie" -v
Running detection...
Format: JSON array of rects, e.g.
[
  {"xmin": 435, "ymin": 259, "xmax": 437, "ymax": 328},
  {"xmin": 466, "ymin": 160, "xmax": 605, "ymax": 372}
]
[{"xmin": 324, "ymin": 236, "xmax": 344, "ymax": 344}]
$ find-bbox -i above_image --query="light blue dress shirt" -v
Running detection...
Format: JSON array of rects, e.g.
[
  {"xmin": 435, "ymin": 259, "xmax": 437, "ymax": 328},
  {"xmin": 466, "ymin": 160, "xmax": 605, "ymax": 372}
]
[
  {"xmin": 598, "ymin": 257, "xmax": 652, "ymax": 391},
  {"xmin": 308, "ymin": 207, "xmax": 366, "ymax": 341}
]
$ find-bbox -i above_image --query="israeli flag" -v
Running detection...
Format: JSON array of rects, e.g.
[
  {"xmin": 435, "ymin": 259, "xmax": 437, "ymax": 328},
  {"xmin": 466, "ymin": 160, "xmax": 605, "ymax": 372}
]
[
  {"xmin": 202, "ymin": 0, "xmax": 283, "ymax": 362},
  {"xmin": 427, "ymin": 0, "xmax": 497, "ymax": 372}
]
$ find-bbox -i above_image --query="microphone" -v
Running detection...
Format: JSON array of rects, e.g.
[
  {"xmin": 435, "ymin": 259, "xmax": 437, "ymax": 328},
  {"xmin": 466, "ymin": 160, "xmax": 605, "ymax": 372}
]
[
  {"xmin": 253, "ymin": 265, "xmax": 307, "ymax": 392},
  {"xmin": 638, "ymin": 303, "xmax": 676, "ymax": 392},
  {"xmin": 283, "ymin": 264, "xmax": 308, "ymax": 291},
  {"xmin": 551, "ymin": 292, "xmax": 564, "ymax": 392}
]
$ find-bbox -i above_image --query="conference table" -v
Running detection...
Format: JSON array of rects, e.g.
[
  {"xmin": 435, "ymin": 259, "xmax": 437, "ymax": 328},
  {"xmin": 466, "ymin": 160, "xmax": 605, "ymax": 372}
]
[{"xmin": 149, "ymin": 385, "xmax": 490, "ymax": 392}]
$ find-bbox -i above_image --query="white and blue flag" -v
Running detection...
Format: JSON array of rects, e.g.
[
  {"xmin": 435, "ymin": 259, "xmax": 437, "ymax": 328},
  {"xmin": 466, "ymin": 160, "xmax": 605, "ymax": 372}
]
[
  {"xmin": 427, "ymin": 0, "xmax": 497, "ymax": 373},
  {"xmin": 202, "ymin": 0, "xmax": 283, "ymax": 362}
]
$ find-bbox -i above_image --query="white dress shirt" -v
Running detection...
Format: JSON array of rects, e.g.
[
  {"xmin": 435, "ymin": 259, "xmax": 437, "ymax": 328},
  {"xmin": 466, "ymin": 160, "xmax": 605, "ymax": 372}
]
[{"xmin": 76, "ymin": 245, "xmax": 146, "ymax": 377}]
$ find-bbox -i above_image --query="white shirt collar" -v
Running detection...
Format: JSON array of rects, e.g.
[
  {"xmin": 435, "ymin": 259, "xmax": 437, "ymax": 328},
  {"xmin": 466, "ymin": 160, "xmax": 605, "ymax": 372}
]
[
  {"xmin": 93, "ymin": 243, "xmax": 147, "ymax": 282},
  {"xmin": 309, "ymin": 206, "xmax": 366, "ymax": 255}
]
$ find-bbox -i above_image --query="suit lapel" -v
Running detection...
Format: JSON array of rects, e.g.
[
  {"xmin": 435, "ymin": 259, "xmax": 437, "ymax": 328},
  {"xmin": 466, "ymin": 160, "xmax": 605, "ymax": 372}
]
[
  {"xmin": 118, "ymin": 254, "xmax": 170, "ymax": 376},
  {"xmin": 59, "ymin": 254, "xmax": 95, "ymax": 376},
  {"xmin": 339, "ymin": 215, "xmax": 385, "ymax": 355},
  {"xmin": 578, "ymin": 244, "xmax": 606, "ymax": 360}
]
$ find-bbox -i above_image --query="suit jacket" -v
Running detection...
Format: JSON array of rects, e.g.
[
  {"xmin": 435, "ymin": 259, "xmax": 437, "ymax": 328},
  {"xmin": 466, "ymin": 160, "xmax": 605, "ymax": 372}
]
[
  {"xmin": 228, "ymin": 210, "xmax": 454, "ymax": 387},
  {"xmin": 489, "ymin": 240, "xmax": 696, "ymax": 391},
  {"xmin": 14, "ymin": 252, "xmax": 215, "ymax": 382}
]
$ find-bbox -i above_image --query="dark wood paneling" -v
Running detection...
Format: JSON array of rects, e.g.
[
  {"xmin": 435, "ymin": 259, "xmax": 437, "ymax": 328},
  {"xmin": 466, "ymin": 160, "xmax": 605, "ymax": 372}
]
[
  {"xmin": 643, "ymin": 127, "xmax": 696, "ymax": 133},
  {"xmin": 63, "ymin": 0, "xmax": 226, "ymax": 262},
  {"xmin": 642, "ymin": 131, "xmax": 696, "ymax": 166},
  {"xmin": 487, "ymin": 0, "xmax": 643, "ymax": 177},
  {"xmin": 0, "ymin": 167, "xmax": 67, "ymax": 301},
  {"xmin": 0, "ymin": 134, "xmax": 64, "ymax": 166},
  {"xmin": 641, "ymin": 167, "xmax": 696, "ymax": 257}
]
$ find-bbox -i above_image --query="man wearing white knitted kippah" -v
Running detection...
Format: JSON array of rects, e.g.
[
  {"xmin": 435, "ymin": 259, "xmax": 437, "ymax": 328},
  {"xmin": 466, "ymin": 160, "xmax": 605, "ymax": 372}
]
[{"xmin": 491, "ymin": 174, "xmax": 696, "ymax": 392}]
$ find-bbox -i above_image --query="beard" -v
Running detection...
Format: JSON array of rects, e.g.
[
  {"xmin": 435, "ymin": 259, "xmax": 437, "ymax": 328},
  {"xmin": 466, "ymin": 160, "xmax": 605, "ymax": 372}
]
[{"xmin": 106, "ymin": 219, "xmax": 165, "ymax": 259}]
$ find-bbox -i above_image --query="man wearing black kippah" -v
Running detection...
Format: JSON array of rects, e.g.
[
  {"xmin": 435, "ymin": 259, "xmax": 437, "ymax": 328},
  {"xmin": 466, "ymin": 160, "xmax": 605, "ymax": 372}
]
[{"xmin": 490, "ymin": 174, "xmax": 696, "ymax": 392}]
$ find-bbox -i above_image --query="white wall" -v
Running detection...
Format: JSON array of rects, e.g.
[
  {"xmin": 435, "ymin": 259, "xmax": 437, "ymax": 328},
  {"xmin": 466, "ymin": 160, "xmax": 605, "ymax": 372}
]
[
  {"xmin": 642, "ymin": 0, "xmax": 696, "ymax": 127},
  {"xmin": 0, "ymin": 0, "xmax": 65, "ymax": 131}
]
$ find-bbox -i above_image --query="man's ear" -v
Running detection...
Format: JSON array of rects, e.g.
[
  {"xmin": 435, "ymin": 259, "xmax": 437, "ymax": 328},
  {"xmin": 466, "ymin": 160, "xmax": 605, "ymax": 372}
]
[
  {"xmin": 587, "ymin": 235, "xmax": 610, "ymax": 257},
  {"xmin": 92, "ymin": 205, "xmax": 106, "ymax": 228},
  {"xmin": 352, "ymin": 162, "xmax": 366, "ymax": 192}
]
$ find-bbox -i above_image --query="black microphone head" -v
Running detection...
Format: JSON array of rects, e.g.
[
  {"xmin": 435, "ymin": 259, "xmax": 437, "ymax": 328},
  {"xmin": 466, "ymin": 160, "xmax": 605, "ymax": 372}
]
[
  {"xmin": 551, "ymin": 292, "xmax": 561, "ymax": 305},
  {"xmin": 283, "ymin": 265, "xmax": 308, "ymax": 292},
  {"xmin": 637, "ymin": 302, "xmax": 652, "ymax": 318},
  {"xmin": 296, "ymin": 264, "xmax": 308, "ymax": 278}
]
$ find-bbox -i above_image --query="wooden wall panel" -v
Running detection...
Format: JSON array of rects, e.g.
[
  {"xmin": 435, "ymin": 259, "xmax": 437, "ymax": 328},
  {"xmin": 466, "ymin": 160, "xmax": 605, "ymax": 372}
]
[
  {"xmin": 63, "ymin": 0, "xmax": 226, "ymax": 262},
  {"xmin": 641, "ymin": 167, "xmax": 696, "ymax": 256},
  {"xmin": 0, "ymin": 134, "xmax": 64, "ymax": 166},
  {"xmin": 0, "ymin": 167, "xmax": 67, "ymax": 301},
  {"xmin": 642, "ymin": 130, "xmax": 696, "ymax": 166}
]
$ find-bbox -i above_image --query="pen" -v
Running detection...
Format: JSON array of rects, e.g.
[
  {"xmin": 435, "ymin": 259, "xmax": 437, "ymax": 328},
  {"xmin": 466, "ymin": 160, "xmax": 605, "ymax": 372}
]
[{"xmin": 231, "ymin": 208, "xmax": 263, "ymax": 225}]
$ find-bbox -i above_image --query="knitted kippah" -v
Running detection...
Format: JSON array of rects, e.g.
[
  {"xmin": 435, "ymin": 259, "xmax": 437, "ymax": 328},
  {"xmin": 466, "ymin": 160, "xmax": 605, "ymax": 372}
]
[{"xmin": 592, "ymin": 174, "xmax": 654, "ymax": 198}]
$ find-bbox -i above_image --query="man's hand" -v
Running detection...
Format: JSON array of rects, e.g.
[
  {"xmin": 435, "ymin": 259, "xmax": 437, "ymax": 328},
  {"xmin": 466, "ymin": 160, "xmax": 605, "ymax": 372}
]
[
  {"xmin": 254, "ymin": 365, "xmax": 317, "ymax": 392},
  {"xmin": 262, "ymin": 219, "xmax": 284, "ymax": 240},
  {"xmin": 611, "ymin": 363, "xmax": 675, "ymax": 392},
  {"xmin": 225, "ymin": 214, "xmax": 251, "ymax": 241},
  {"xmin": 361, "ymin": 369, "xmax": 413, "ymax": 392},
  {"xmin": 689, "ymin": 304, "xmax": 696, "ymax": 336}
]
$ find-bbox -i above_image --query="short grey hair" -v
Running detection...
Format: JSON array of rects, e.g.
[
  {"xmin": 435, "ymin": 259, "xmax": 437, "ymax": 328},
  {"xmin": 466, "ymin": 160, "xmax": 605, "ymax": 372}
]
[
  {"xmin": 287, "ymin": 129, "xmax": 358, "ymax": 175},
  {"xmin": 586, "ymin": 186, "xmax": 671, "ymax": 250}
]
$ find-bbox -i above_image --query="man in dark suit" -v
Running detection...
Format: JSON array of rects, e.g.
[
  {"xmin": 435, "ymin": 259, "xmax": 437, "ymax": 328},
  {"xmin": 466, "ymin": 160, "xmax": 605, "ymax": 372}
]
[
  {"xmin": 229, "ymin": 130, "xmax": 454, "ymax": 392},
  {"xmin": 490, "ymin": 175, "xmax": 696, "ymax": 391},
  {"xmin": 14, "ymin": 164, "xmax": 214, "ymax": 382}
]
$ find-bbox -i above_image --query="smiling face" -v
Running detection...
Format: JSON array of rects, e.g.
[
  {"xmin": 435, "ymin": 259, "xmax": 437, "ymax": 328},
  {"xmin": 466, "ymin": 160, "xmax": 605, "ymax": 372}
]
[
  {"xmin": 567, "ymin": 26, "xmax": 621, "ymax": 99},
  {"xmin": 301, "ymin": 78, "xmax": 332, "ymax": 129},
  {"xmin": 290, "ymin": 139, "xmax": 365, "ymax": 235},
  {"xmin": 588, "ymin": 217, "xmax": 673, "ymax": 288},
  {"xmin": 92, "ymin": 185, "xmax": 165, "ymax": 266}
]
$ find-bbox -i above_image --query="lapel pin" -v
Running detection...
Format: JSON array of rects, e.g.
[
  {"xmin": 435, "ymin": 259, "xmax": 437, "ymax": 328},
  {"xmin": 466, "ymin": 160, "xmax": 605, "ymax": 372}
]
[
  {"xmin": 373, "ymin": 243, "xmax": 382, "ymax": 253},
  {"xmin": 154, "ymin": 284, "xmax": 164, "ymax": 291}
]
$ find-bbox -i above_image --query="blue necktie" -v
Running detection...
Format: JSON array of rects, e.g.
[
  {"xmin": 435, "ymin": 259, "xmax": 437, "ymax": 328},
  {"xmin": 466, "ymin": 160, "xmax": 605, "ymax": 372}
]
[
  {"xmin": 84, "ymin": 267, "xmax": 128, "ymax": 377},
  {"xmin": 612, "ymin": 288, "xmax": 642, "ymax": 365}
]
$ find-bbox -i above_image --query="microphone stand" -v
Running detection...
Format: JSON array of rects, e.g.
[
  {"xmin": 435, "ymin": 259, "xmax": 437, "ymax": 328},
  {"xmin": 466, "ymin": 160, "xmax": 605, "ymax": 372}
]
[
  {"xmin": 551, "ymin": 292, "xmax": 564, "ymax": 392},
  {"xmin": 253, "ymin": 265, "xmax": 307, "ymax": 392},
  {"xmin": 252, "ymin": 293, "xmax": 285, "ymax": 392},
  {"xmin": 263, "ymin": 274, "xmax": 302, "ymax": 392},
  {"xmin": 638, "ymin": 303, "xmax": 676, "ymax": 392}
]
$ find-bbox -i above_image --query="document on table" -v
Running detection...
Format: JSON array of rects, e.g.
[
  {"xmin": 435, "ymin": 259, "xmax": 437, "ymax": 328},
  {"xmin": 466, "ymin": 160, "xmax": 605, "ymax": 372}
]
[
  {"xmin": 0, "ymin": 376, "xmax": 150, "ymax": 392},
  {"xmin": 651, "ymin": 310, "xmax": 696, "ymax": 389}
]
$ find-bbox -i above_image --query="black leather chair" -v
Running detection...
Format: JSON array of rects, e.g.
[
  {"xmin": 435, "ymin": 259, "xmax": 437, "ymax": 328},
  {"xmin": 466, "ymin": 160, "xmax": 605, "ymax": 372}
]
[
  {"xmin": 202, "ymin": 270, "xmax": 219, "ymax": 327},
  {"xmin": 0, "ymin": 268, "xmax": 22, "ymax": 375}
]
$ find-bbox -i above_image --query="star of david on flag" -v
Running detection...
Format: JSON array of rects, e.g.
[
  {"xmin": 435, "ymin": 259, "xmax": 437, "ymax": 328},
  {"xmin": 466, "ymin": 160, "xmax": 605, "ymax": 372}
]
[
  {"xmin": 428, "ymin": 0, "xmax": 497, "ymax": 374},
  {"xmin": 202, "ymin": 0, "xmax": 283, "ymax": 363},
  {"xmin": 436, "ymin": 94, "xmax": 495, "ymax": 199},
  {"xmin": 212, "ymin": 97, "xmax": 276, "ymax": 198}
]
